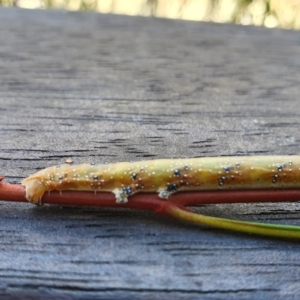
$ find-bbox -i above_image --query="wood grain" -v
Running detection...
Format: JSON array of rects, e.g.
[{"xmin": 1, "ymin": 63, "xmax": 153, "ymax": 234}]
[{"xmin": 0, "ymin": 7, "xmax": 300, "ymax": 299}]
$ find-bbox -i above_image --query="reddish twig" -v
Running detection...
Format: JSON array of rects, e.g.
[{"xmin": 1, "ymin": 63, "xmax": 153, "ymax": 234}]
[
  {"xmin": 1, "ymin": 178, "xmax": 300, "ymax": 207},
  {"xmin": 2, "ymin": 178, "xmax": 300, "ymax": 239}
]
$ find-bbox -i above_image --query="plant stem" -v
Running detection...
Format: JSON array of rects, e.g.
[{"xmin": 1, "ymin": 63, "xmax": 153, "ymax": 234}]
[
  {"xmin": 2, "ymin": 179, "xmax": 300, "ymax": 206},
  {"xmin": 163, "ymin": 204, "xmax": 300, "ymax": 239},
  {"xmin": 1, "ymin": 179, "xmax": 300, "ymax": 239}
]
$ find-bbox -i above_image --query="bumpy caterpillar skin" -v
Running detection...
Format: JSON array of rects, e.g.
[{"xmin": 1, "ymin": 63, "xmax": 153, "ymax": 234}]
[{"xmin": 22, "ymin": 156, "xmax": 300, "ymax": 205}]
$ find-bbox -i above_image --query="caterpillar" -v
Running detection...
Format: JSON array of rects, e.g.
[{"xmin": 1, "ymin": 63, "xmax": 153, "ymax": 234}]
[{"xmin": 22, "ymin": 156, "xmax": 300, "ymax": 205}]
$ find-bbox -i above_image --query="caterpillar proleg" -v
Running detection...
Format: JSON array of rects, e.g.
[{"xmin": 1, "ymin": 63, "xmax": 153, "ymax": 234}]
[{"xmin": 22, "ymin": 156, "xmax": 300, "ymax": 205}]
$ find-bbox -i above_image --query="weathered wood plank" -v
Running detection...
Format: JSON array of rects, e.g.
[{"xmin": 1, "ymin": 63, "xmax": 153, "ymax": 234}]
[{"xmin": 0, "ymin": 7, "xmax": 300, "ymax": 299}]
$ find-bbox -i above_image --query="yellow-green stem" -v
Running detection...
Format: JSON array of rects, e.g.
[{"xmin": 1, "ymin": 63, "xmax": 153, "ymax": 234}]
[{"xmin": 166, "ymin": 205, "xmax": 300, "ymax": 239}]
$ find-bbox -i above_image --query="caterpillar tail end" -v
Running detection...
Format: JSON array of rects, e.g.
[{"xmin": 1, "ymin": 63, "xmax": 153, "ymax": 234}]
[{"xmin": 21, "ymin": 177, "xmax": 46, "ymax": 205}]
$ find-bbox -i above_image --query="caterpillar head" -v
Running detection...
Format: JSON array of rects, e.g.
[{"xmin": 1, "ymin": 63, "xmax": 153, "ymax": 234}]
[
  {"xmin": 21, "ymin": 167, "xmax": 55, "ymax": 205},
  {"xmin": 22, "ymin": 177, "xmax": 46, "ymax": 205}
]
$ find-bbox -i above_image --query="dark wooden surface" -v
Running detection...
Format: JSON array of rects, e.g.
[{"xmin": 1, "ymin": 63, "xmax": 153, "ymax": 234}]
[{"xmin": 1, "ymin": 7, "xmax": 300, "ymax": 300}]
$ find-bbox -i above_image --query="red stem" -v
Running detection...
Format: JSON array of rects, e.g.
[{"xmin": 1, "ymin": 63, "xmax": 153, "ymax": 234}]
[
  {"xmin": 1, "ymin": 180, "xmax": 300, "ymax": 210},
  {"xmin": 3, "ymin": 179, "xmax": 300, "ymax": 239}
]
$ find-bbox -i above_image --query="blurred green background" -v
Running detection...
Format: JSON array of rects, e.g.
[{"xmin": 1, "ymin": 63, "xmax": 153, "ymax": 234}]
[{"xmin": 1, "ymin": 0, "xmax": 300, "ymax": 29}]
